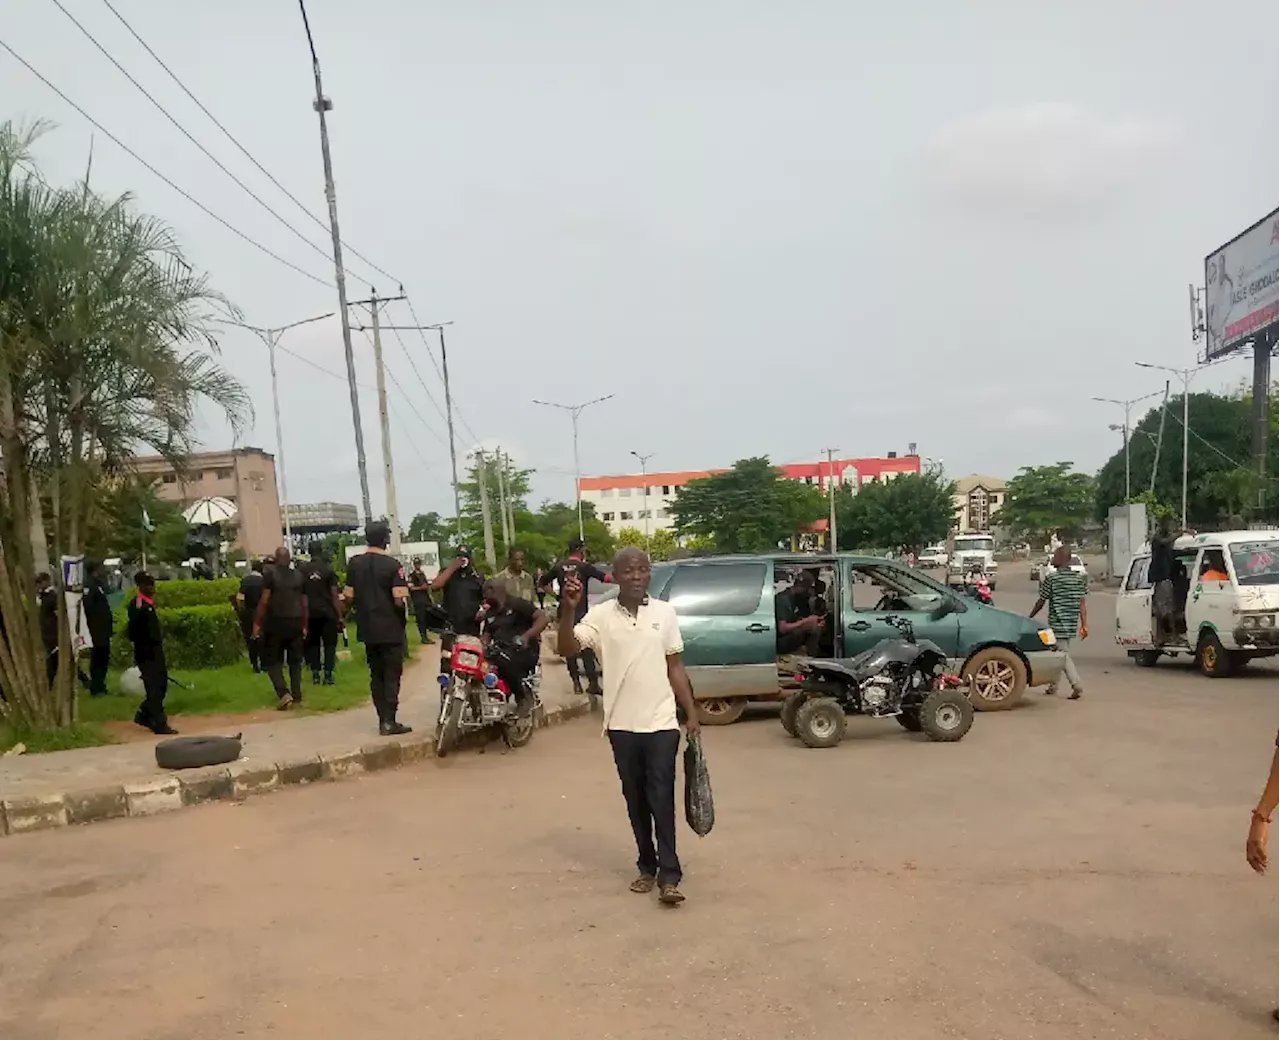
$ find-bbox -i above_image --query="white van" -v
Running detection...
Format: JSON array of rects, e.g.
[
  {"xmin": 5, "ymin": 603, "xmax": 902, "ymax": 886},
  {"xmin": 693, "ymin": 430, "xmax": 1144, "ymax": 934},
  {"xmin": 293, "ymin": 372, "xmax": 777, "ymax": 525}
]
[{"xmin": 1115, "ymin": 530, "xmax": 1278, "ymax": 675}]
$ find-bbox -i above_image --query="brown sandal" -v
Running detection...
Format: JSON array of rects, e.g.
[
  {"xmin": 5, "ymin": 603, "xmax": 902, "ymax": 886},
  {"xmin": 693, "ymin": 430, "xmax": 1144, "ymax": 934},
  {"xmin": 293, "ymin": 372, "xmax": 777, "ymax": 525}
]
[
  {"xmin": 629, "ymin": 875, "xmax": 656, "ymax": 893},
  {"xmin": 658, "ymin": 883, "xmax": 686, "ymax": 905}
]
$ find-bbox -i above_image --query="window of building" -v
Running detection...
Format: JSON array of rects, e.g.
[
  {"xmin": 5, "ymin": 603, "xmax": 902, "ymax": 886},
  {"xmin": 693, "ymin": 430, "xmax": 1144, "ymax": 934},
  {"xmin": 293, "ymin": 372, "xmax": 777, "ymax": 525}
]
[
  {"xmin": 600, "ymin": 488, "xmax": 613, "ymax": 498},
  {"xmin": 638, "ymin": 509, "xmax": 650, "ymax": 519},
  {"xmin": 162, "ymin": 473, "xmax": 176, "ymax": 484},
  {"xmin": 656, "ymin": 508, "xmax": 668, "ymax": 519},
  {"xmin": 618, "ymin": 487, "xmax": 631, "ymax": 498},
  {"xmin": 662, "ymin": 562, "xmax": 767, "ymax": 616},
  {"xmin": 601, "ymin": 512, "xmax": 615, "ymax": 521},
  {"xmin": 619, "ymin": 511, "xmax": 633, "ymax": 521},
  {"xmin": 215, "ymin": 468, "xmax": 233, "ymax": 480},
  {"xmin": 661, "ymin": 485, "xmax": 671, "ymax": 495}
]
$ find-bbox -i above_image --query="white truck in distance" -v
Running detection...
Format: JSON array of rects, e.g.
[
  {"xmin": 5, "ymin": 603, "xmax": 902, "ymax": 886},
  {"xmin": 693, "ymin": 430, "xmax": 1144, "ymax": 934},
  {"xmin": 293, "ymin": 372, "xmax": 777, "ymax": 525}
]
[{"xmin": 948, "ymin": 533, "xmax": 997, "ymax": 589}]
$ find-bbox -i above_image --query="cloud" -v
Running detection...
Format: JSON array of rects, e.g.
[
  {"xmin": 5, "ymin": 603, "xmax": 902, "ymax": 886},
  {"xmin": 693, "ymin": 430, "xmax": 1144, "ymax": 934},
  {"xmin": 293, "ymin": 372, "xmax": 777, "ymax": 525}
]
[{"xmin": 922, "ymin": 103, "xmax": 1178, "ymax": 217}]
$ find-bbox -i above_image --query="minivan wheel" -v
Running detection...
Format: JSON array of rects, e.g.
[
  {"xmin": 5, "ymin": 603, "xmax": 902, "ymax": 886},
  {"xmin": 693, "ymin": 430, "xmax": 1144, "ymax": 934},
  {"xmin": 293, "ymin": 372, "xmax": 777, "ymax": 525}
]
[
  {"xmin": 963, "ymin": 648, "xmax": 1027, "ymax": 711},
  {"xmin": 695, "ymin": 697, "xmax": 747, "ymax": 726},
  {"xmin": 1196, "ymin": 631, "xmax": 1231, "ymax": 678},
  {"xmin": 1131, "ymin": 649, "xmax": 1161, "ymax": 668}
]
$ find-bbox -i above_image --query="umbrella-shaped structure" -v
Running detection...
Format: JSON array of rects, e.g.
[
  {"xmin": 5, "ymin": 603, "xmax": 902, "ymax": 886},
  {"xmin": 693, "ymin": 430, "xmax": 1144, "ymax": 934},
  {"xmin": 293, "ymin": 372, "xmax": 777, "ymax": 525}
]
[{"xmin": 182, "ymin": 497, "xmax": 238, "ymax": 526}]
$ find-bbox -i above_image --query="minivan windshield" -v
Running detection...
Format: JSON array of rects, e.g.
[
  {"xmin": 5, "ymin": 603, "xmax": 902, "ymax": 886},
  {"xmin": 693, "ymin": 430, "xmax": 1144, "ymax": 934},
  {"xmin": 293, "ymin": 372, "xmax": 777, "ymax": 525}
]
[
  {"xmin": 1230, "ymin": 540, "xmax": 1278, "ymax": 586},
  {"xmin": 954, "ymin": 537, "xmax": 994, "ymax": 553}
]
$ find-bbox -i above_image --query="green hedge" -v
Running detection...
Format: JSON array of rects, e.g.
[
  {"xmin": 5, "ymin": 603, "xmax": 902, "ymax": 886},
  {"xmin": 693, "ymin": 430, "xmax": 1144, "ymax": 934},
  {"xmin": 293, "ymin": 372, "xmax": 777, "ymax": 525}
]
[
  {"xmin": 150, "ymin": 577, "xmax": 241, "ymax": 608},
  {"xmin": 108, "ymin": 604, "xmax": 244, "ymax": 671}
]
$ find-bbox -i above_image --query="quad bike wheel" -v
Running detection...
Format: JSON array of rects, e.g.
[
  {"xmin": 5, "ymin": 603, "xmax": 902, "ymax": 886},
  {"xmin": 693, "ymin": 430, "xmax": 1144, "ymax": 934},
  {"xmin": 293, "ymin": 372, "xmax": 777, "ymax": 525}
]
[
  {"xmin": 780, "ymin": 691, "xmax": 811, "ymax": 736},
  {"xmin": 895, "ymin": 705, "xmax": 923, "ymax": 732},
  {"xmin": 919, "ymin": 688, "xmax": 974, "ymax": 742},
  {"xmin": 794, "ymin": 697, "xmax": 847, "ymax": 749}
]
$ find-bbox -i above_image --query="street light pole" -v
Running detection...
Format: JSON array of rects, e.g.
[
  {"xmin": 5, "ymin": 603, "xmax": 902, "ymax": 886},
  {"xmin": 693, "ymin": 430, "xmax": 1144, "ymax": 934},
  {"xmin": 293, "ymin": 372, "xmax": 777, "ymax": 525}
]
[
  {"xmin": 1092, "ymin": 390, "xmax": 1160, "ymax": 503},
  {"xmin": 631, "ymin": 451, "xmax": 654, "ymax": 547},
  {"xmin": 1135, "ymin": 363, "xmax": 1205, "ymax": 530},
  {"xmin": 533, "ymin": 394, "xmax": 615, "ymax": 542},
  {"xmin": 297, "ymin": 0, "xmax": 371, "ymax": 523},
  {"xmin": 222, "ymin": 312, "xmax": 334, "ymax": 549}
]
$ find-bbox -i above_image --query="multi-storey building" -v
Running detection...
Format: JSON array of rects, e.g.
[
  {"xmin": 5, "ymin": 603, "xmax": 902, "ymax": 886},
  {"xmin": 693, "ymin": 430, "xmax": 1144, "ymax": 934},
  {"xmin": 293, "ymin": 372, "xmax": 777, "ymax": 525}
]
[
  {"xmin": 131, "ymin": 447, "xmax": 283, "ymax": 557},
  {"xmin": 579, "ymin": 454, "xmax": 923, "ymax": 536},
  {"xmin": 285, "ymin": 502, "xmax": 361, "ymax": 536},
  {"xmin": 951, "ymin": 474, "xmax": 1008, "ymax": 532}
]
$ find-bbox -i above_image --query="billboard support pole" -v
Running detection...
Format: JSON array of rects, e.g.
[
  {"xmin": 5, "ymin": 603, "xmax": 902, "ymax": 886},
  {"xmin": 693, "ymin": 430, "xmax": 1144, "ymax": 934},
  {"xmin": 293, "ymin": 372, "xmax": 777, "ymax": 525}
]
[{"xmin": 1252, "ymin": 331, "xmax": 1274, "ymax": 514}]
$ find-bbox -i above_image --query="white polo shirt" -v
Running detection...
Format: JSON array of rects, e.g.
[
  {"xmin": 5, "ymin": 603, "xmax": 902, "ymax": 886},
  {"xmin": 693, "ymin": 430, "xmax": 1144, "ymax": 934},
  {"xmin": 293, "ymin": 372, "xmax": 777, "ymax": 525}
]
[{"xmin": 573, "ymin": 596, "xmax": 683, "ymax": 733}]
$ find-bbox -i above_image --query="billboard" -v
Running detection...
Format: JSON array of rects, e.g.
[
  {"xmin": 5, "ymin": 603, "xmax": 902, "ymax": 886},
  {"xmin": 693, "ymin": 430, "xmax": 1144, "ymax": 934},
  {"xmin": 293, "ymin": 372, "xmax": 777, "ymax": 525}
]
[{"xmin": 1203, "ymin": 209, "xmax": 1279, "ymax": 361}]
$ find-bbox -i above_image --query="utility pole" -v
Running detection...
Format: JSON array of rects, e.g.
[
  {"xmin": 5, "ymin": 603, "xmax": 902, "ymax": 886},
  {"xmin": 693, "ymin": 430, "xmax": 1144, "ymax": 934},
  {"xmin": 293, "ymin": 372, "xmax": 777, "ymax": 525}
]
[
  {"xmin": 495, "ymin": 447, "xmax": 511, "ymax": 554},
  {"xmin": 297, "ymin": 0, "xmax": 371, "ymax": 523},
  {"xmin": 219, "ymin": 312, "xmax": 334, "ymax": 549},
  {"xmin": 824, "ymin": 447, "xmax": 840, "ymax": 551},
  {"xmin": 1092, "ymin": 391, "xmax": 1160, "ymax": 502},
  {"xmin": 1149, "ymin": 381, "xmax": 1170, "ymax": 494},
  {"xmin": 533, "ymin": 394, "xmax": 615, "ymax": 542},
  {"xmin": 503, "ymin": 451, "xmax": 517, "ymax": 544},
  {"xmin": 630, "ymin": 451, "xmax": 654, "ymax": 547},
  {"xmin": 473, "ymin": 449, "xmax": 496, "ymax": 570},
  {"xmin": 350, "ymin": 291, "xmax": 407, "ymax": 556},
  {"xmin": 1251, "ymin": 329, "xmax": 1276, "ymax": 514},
  {"xmin": 1136, "ymin": 362, "xmax": 1205, "ymax": 530}
]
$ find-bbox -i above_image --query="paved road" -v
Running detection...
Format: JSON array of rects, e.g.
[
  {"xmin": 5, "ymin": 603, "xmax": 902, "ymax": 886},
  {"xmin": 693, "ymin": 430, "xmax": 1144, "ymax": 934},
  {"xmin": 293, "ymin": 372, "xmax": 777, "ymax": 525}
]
[{"xmin": 1, "ymin": 560, "xmax": 1275, "ymax": 1040}]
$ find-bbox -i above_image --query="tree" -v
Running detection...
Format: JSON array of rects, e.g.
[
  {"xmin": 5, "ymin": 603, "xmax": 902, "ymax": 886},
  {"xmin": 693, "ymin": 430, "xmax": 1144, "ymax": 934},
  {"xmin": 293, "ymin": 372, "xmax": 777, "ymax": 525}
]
[
  {"xmin": 0, "ymin": 121, "xmax": 248, "ymax": 731},
  {"xmin": 835, "ymin": 471, "xmax": 956, "ymax": 553},
  {"xmin": 671, "ymin": 457, "xmax": 826, "ymax": 553},
  {"xmin": 996, "ymin": 463, "xmax": 1095, "ymax": 546},
  {"xmin": 407, "ymin": 511, "xmax": 448, "ymax": 543},
  {"xmin": 83, "ymin": 474, "xmax": 186, "ymax": 565}
]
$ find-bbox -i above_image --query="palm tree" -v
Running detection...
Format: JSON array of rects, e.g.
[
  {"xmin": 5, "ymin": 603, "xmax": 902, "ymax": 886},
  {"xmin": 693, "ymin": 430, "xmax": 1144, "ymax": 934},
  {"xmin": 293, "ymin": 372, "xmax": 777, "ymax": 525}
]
[{"xmin": 0, "ymin": 120, "xmax": 250, "ymax": 729}]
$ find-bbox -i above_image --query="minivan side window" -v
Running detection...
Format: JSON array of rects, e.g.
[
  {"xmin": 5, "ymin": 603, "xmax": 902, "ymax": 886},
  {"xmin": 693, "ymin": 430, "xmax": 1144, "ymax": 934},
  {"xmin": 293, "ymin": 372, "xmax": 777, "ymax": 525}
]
[
  {"xmin": 662, "ymin": 563, "xmax": 767, "ymax": 616},
  {"xmin": 1125, "ymin": 556, "xmax": 1151, "ymax": 591},
  {"xmin": 1198, "ymin": 548, "xmax": 1230, "ymax": 581}
]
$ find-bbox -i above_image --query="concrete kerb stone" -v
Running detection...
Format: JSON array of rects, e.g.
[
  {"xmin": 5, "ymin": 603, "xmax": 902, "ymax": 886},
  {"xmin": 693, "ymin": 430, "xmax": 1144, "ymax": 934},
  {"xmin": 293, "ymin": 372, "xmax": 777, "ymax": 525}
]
[
  {"xmin": 65, "ymin": 786, "xmax": 129, "ymax": 826},
  {"xmin": 123, "ymin": 776, "xmax": 183, "ymax": 817},
  {"xmin": 0, "ymin": 700, "xmax": 589, "ymax": 838},
  {"xmin": 1, "ymin": 793, "xmax": 68, "ymax": 834}
]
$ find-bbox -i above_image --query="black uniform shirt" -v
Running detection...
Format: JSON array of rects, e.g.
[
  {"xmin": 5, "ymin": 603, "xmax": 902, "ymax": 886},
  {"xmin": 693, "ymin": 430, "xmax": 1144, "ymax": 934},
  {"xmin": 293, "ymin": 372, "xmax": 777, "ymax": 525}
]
[
  {"xmin": 301, "ymin": 559, "xmax": 338, "ymax": 619},
  {"xmin": 262, "ymin": 566, "xmax": 306, "ymax": 625},
  {"xmin": 346, "ymin": 550, "xmax": 408, "ymax": 645},
  {"xmin": 483, "ymin": 596, "xmax": 539, "ymax": 647}
]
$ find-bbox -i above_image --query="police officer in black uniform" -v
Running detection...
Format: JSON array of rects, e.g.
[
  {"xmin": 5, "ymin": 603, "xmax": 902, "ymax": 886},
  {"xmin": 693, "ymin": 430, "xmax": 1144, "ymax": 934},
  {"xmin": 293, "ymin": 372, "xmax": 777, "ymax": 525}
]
[
  {"xmin": 408, "ymin": 556, "xmax": 437, "ymax": 642},
  {"xmin": 235, "ymin": 559, "xmax": 266, "ymax": 672},
  {"xmin": 344, "ymin": 521, "xmax": 413, "ymax": 735},
  {"xmin": 430, "ymin": 544, "xmax": 485, "ymax": 675},
  {"xmin": 302, "ymin": 541, "xmax": 342, "ymax": 685},
  {"xmin": 83, "ymin": 559, "xmax": 114, "ymax": 696},
  {"xmin": 127, "ymin": 572, "xmax": 177, "ymax": 734}
]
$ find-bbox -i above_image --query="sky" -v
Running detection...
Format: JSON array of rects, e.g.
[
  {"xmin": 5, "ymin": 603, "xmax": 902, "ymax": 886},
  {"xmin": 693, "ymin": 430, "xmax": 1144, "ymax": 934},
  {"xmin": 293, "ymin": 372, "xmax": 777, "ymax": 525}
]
[{"xmin": 3, "ymin": 1, "xmax": 1277, "ymax": 524}]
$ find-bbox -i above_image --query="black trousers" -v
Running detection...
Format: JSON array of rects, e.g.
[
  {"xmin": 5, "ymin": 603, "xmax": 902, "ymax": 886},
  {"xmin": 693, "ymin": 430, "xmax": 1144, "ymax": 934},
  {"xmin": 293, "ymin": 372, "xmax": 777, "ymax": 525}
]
[
  {"xmin": 89, "ymin": 641, "xmax": 111, "ymax": 695},
  {"xmin": 567, "ymin": 647, "xmax": 601, "ymax": 693},
  {"xmin": 136, "ymin": 653, "xmax": 169, "ymax": 726},
  {"xmin": 412, "ymin": 602, "xmax": 433, "ymax": 641},
  {"xmin": 608, "ymin": 729, "xmax": 682, "ymax": 886},
  {"xmin": 240, "ymin": 617, "xmax": 261, "ymax": 671},
  {"xmin": 365, "ymin": 641, "xmax": 405, "ymax": 723},
  {"xmin": 495, "ymin": 645, "xmax": 539, "ymax": 708},
  {"xmin": 263, "ymin": 626, "xmax": 304, "ymax": 699},
  {"xmin": 305, "ymin": 616, "xmax": 338, "ymax": 676},
  {"xmin": 777, "ymin": 626, "xmax": 820, "ymax": 656}
]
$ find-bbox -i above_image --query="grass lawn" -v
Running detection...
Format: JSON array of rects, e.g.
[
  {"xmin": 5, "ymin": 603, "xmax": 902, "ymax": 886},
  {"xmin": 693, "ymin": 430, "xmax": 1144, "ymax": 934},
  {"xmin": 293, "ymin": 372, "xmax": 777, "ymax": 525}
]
[{"xmin": 3, "ymin": 629, "xmax": 435, "ymax": 753}]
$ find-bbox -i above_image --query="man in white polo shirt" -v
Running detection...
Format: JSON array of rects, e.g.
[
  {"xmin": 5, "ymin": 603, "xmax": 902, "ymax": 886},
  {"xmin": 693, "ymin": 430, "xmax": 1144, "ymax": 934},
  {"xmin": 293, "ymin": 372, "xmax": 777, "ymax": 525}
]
[{"xmin": 558, "ymin": 547, "xmax": 701, "ymax": 906}]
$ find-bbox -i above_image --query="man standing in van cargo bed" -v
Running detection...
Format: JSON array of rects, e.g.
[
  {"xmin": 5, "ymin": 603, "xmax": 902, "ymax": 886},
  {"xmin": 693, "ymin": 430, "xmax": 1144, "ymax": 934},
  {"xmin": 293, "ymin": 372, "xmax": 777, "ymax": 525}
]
[{"xmin": 1031, "ymin": 545, "xmax": 1088, "ymax": 699}]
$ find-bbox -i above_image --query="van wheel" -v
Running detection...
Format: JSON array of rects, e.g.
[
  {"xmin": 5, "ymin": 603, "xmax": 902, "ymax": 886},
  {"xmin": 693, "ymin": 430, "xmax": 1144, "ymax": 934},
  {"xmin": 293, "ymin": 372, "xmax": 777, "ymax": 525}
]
[
  {"xmin": 695, "ymin": 697, "xmax": 746, "ymax": 726},
  {"xmin": 1196, "ymin": 631, "xmax": 1231, "ymax": 678},
  {"xmin": 1131, "ymin": 649, "xmax": 1161, "ymax": 668},
  {"xmin": 963, "ymin": 648, "xmax": 1027, "ymax": 710}
]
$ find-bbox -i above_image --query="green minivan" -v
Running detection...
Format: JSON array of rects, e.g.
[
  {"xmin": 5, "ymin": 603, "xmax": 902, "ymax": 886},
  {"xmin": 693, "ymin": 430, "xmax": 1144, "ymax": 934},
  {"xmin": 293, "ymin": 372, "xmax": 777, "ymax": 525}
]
[{"xmin": 612, "ymin": 552, "xmax": 1064, "ymax": 725}]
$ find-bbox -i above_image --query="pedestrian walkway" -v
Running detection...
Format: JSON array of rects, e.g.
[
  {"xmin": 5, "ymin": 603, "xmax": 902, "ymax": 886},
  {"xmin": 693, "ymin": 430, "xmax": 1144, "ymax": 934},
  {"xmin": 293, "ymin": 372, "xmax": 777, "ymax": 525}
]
[{"xmin": 0, "ymin": 655, "xmax": 590, "ymax": 836}]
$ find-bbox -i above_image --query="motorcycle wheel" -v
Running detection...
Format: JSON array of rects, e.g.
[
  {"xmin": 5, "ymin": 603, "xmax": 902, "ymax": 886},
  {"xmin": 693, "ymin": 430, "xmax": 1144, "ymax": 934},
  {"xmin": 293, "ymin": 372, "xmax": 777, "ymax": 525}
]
[
  {"xmin": 503, "ymin": 706, "xmax": 536, "ymax": 748},
  {"xmin": 435, "ymin": 696, "xmax": 464, "ymax": 758},
  {"xmin": 918, "ymin": 688, "xmax": 974, "ymax": 742},
  {"xmin": 780, "ymin": 690, "xmax": 810, "ymax": 737}
]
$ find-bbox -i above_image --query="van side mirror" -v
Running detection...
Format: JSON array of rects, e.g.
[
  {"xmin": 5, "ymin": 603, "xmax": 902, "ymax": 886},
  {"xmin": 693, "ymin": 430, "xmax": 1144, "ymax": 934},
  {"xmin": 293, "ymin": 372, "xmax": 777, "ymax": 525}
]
[{"xmin": 931, "ymin": 598, "xmax": 958, "ymax": 620}]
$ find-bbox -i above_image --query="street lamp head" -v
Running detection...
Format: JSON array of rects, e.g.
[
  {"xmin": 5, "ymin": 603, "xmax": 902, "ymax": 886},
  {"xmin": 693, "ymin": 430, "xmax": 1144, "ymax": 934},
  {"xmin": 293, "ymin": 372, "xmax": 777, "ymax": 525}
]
[{"xmin": 1108, "ymin": 423, "xmax": 1124, "ymax": 432}]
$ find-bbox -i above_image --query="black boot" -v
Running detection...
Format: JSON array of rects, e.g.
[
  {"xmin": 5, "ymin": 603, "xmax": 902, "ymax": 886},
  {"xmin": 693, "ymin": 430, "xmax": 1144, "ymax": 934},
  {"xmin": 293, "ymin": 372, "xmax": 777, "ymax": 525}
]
[
  {"xmin": 311, "ymin": 669, "xmax": 321, "ymax": 685},
  {"xmin": 379, "ymin": 719, "xmax": 412, "ymax": 736},
  {"xmin": 323, "ymin": 671, "xmax": 335, "ymax": 686}
]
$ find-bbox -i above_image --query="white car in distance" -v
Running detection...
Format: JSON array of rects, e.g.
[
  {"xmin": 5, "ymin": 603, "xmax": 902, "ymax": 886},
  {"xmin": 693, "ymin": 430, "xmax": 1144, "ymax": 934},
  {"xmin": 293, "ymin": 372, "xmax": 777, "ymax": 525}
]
[
  {"xmin": 1032, "ymin": 554, "xmax": 1087, "ymax": 583},
  {"xmin": 918, "ymin": 544, "xmax": 949, "ymax": 568}
]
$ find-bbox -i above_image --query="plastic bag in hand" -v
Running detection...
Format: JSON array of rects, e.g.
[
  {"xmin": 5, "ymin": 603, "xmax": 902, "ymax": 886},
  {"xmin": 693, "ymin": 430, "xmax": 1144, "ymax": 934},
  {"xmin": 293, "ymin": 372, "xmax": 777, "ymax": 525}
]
[{"xmin": 683, "ymin": 732, "xmax": 715, "ymax": 836}]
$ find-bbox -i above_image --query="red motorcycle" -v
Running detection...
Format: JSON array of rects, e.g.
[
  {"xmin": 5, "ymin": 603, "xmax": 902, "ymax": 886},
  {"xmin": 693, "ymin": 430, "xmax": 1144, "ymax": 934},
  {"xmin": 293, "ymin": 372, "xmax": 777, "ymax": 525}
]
[{"xmin": 435, "ymin": 634, "xmax": 541, "ymax": 757}]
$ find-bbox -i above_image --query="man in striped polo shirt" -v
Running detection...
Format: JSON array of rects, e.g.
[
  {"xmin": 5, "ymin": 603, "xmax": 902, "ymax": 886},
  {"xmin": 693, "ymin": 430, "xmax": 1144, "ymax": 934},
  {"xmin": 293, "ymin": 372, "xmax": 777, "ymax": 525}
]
[{"xmin": 1031, "ymin": 545, "xmax": 1088, "ymax": 699}]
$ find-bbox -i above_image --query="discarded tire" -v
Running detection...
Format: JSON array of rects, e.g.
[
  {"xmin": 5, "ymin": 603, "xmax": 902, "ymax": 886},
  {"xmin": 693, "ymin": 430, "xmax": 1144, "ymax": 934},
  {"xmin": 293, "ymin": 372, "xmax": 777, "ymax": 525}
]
[{"xmin": 155, "ymin": 734, "xmax": 242, "ymax": 770}]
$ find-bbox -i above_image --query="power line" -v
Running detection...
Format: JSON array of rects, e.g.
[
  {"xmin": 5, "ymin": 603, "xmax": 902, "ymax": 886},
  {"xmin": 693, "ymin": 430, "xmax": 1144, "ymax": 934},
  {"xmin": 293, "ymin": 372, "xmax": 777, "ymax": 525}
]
[
  {"xmin": 385, "ymin": 324, "xmax": 450, "ymax": 427},
  {"xmin": 403, "ymin": 294, "xmax": 482, "ymax": 445},
  {"xmin": 49, "ymin": 0, "xmax": 357, "ymax": 280},
  {"xmin": 0, "ymin": 35, "xmax": 332, "ymax": 287},
  {"xmin": 95, "ymin": 0, "xmax": 399, "ymax": 287},
  {"xmin": 353, "ymin": 328, "xmax": 447, "ymax": 447}
]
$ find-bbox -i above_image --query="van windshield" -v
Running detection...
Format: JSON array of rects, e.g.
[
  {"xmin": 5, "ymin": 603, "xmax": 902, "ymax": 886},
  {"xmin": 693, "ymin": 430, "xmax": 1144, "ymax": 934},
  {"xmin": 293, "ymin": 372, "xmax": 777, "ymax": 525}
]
[
  {"xmin": 953, "ymin": 537, "xmax": 994, "ymax": 553},
  {"xmin": 1230, "ymin": 540, "xmax": 1278, "ymax": 586}
]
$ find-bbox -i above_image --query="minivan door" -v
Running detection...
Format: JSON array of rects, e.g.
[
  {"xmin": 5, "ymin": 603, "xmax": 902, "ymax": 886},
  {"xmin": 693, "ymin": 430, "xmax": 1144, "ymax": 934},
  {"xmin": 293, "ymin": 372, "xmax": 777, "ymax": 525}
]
[
  {"xmin": 1115, "ymin": 554, "xmax": 1155, "ymax": 648},
  {"xmin": 840, "ymin": 560, "xmax": 963, "ymax": 658},
  {"xmin": 659, "ymin": 560, "xmax": 778, "ymax": 698}
]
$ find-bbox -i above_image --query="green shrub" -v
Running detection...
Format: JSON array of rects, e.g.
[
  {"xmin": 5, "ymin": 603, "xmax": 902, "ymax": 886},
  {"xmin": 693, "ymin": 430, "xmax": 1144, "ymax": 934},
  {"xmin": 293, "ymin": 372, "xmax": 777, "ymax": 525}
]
[
  {"xmin": 109, "ymin": 604, "xmax": 244, "ymax": 670},
  {"xmin": 150, "ymin": 577, "xmax": 241, "ymax": 609}
]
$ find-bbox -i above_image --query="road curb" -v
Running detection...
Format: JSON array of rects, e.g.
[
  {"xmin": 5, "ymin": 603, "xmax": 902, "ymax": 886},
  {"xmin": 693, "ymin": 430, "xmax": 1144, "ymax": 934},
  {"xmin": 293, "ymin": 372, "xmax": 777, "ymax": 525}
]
[{"xmin": 0, "ymin": 699, "xmax": 592, "ymax": 839}]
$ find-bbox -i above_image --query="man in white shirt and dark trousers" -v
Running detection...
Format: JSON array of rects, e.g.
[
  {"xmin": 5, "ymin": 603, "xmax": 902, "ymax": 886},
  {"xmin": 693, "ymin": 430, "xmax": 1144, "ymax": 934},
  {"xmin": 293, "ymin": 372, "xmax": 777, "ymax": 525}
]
[{"xmin": 558, "ymin": 547, "xmax": 701, "ymax": 906}]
